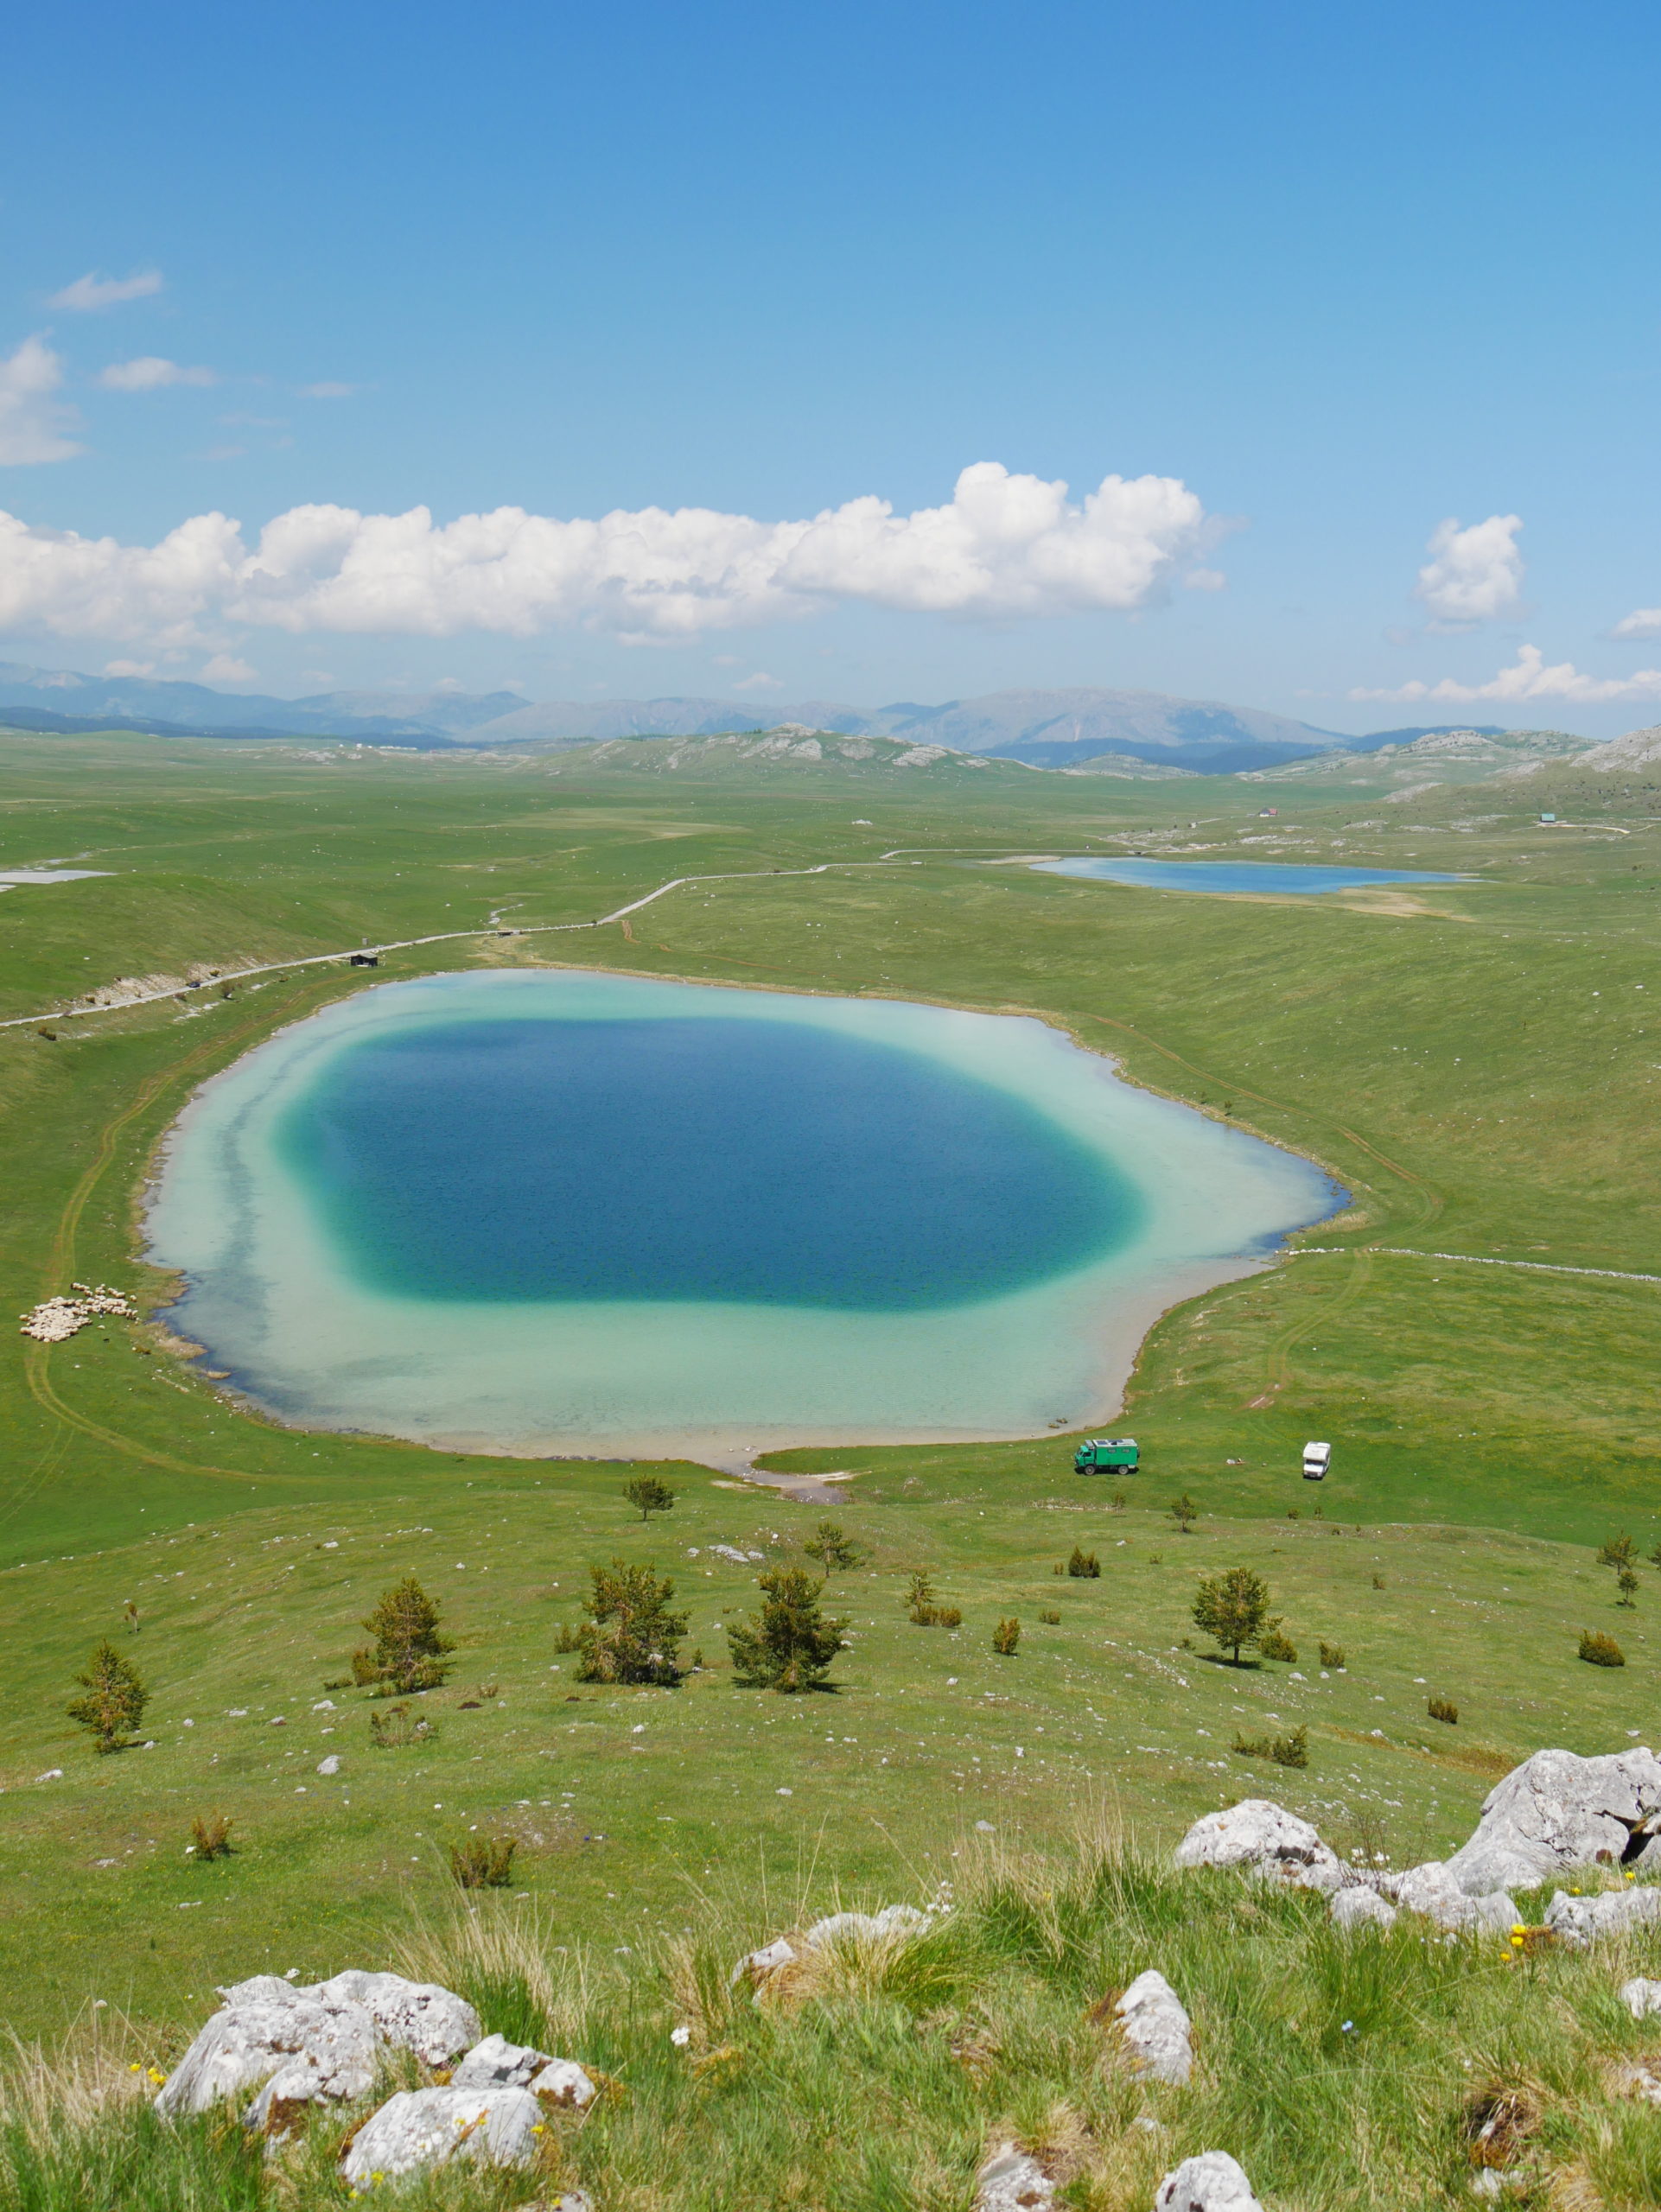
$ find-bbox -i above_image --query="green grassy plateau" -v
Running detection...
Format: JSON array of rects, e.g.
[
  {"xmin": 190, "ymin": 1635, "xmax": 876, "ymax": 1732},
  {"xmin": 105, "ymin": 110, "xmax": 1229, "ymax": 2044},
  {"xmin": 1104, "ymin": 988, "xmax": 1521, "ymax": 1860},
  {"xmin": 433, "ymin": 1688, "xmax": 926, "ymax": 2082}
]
[{"xmin": 1, "ymin": 725, "xmax": 1658, "ymax": 2206}]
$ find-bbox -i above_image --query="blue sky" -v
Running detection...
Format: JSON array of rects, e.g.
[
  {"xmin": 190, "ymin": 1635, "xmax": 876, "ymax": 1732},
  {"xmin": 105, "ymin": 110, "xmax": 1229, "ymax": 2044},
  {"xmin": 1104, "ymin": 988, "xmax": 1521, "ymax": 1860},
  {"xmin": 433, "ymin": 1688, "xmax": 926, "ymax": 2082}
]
[{"xmin": 2, "ymin": 0, "xmax": 1658, "ymax": 732}]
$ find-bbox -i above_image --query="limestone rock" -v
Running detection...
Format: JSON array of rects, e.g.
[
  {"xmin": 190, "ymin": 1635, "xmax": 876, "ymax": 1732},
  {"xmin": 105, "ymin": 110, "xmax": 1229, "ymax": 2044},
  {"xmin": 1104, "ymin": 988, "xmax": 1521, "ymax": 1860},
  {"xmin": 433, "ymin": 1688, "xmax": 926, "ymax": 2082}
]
[
  {"xmin": 1391, "ymin": 1865, "xmax": 1518, "ymax": 1934},
  {"xmin": 1331, "ymin": 1886, "xmax": 1397, "ymax": 1933},
  {"xmin": 1172, "ymin": 1801, "xmax": 1342, "ymax": 1890},
  {"xmin": 1155, "ymin": 2151, "xmax": 1264, "ymax": 2211},
  {"xmin": 1544, "ymin": 1885, "xmax": 1661, "ymax": 1947},
  {"xmin": 1620, "ymin": 1976, "xmax": 1661, "ymax": 2018},
  {"xmin": 1112, "ymin": 1970, "xmax": 1193, "ymax": 2085},
  {"xmin": 340, "ymin": 2086, "xmax": 543, "ymax": 2184},
  {"xmin": 1440, "ymin": 1748, "xmax": 1661, "ymax": 1895},
  {"xmin": 803, "ymin": 1904, "xmax": 930, "ymax": 1946},
  {"xmin": 975, "ymin": 2142, "xmax": 1055, "ymax": 2209},
  {"xmin": 316, "ymin": 1755, "xmax": 340, "ymax": 1776},
  {"xmin": 156, "ymin": 1985, "xmax": 378, "ymax": 2119},
  {"xmin": 312, "ymin": 1970, "xmax": 480, "ymax": 2064},
  {"xmin": 729, "ymin": 1935, "xmax": 801, "ymax": 1987},
  {"xmin": 529, "ymin": 2059, "xmax": 597, "ymax": 2107},
  {"xmin": 452, "ymin": 2034, "xmax": 556, "ymax": 2090}
]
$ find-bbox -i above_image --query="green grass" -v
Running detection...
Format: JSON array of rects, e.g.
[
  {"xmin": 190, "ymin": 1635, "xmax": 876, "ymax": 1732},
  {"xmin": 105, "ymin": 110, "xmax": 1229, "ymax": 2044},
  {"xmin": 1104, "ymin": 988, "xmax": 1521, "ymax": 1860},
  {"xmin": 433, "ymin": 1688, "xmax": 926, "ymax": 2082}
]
[
  {"xmin": 10, "ymin": 1821, "xmax": 1661, "ymax": 2209},
  {"xmin": 2, "ymin": 724, "xmax": 1660, "ymax": 2106}
]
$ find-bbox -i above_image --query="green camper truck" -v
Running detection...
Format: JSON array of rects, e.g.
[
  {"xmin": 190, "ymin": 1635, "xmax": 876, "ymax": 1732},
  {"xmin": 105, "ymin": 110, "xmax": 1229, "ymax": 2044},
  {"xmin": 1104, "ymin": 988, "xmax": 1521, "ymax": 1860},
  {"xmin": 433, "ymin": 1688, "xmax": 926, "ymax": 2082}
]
[{"xmin": 1073, "ymin": 1437, "xmax": 1138, "ymax": 1474}]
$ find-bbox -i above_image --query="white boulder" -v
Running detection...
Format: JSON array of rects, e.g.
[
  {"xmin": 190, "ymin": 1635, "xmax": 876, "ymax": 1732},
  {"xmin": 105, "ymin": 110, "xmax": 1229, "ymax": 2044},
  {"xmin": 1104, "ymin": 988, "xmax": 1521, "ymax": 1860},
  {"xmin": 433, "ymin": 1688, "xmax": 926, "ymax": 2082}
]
[
  {"xmin": 529, "ymin": 2060, "xmax": 596, "ymax": 2107},
  {"xmin": 1331, "ymin": 1886, "xmax": 1397, "ymax": 1933},
  {"xmin": 974, "ymin": 2142, "xmax": 1054, "ymax": 2209},
  {"xmin": 1439, "ymin": 1748, "xmax": 1661, "ymax": 1895},
  {"xmin": 1544, "ymin": 1885, "xmax": 1661, "ymax": 1947},
  {"xmin": 310, "ymin": 1970, "xmax": 480, "ymax": 2064},
  {"xmin": 1391, "ymin": 1865, "xmax": 1518, "ymax": 1934},
  {"xmin": 804, "ymin": 1904, "xmax": 931, "ymax": 1946},
  {"xmin": 451, "ymin": 2033, "xmax": 555, "ymax": 2089},
  {"xmin": 1620, "ymin": 1976, "xmax": 1661, "ymax": 2018},
  {"xmin": 156, "ymin": 1984, "xmax": 378, "ymax": 2119},
  {"xmin": 1155, "ymin": 2151, "xmax": 1264, "ymax": 2210},
  {"xmin": 317, "ymin": 1755, "xmax": 340, "ymax": 1776},
  {"xmin": 341, "ymin": 2086, "xmax": 543, "ymax": 2184},
  {"xmin": 1172, "ymin": 1801, "xmax": 1343, "ymax": 1891},
  {"xmin": 1112, "ymin": 1970, "xmax": 1193, "ymax": 2085}
]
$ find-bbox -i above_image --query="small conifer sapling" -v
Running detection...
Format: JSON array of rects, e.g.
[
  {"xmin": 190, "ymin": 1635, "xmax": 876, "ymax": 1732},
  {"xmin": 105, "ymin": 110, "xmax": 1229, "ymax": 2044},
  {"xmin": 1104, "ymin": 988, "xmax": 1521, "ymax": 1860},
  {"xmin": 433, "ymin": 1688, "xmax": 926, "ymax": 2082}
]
[
  {"xmin": 805, "ymin": 1521, "xmax": 865, "ymax": 1572},
  {"xmin": 1170, "ymin": 1494, "xmax": 1199, "ymax": 1534},
  {"xmin": 67, "ymin": 1641, "xmax": 149, "ymax": 1753},
  {"xmin": 1066, "ymin": 1547, "xmax": 1101, "ymax": 1579},
  {"xmin": 728, "ymin": 1567, "xmax": 847, "ymax": 1692},
  {"xmin": 353, "ymin": 1577, "xmax": 455, "ymax": 1695},
  {"xmin": 576, "ymin": 1560, "xmax": 688, "ymax": 1686},
  {"xmin": 991, "ymin": 1618, "xmax": 1021, "ymax": 1656}
]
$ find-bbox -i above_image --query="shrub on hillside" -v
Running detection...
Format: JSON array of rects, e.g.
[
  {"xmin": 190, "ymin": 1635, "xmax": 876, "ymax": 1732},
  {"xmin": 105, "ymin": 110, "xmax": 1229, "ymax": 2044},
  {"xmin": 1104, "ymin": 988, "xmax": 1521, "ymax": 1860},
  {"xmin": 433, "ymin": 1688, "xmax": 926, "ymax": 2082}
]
[
  {"xmin": 576, "ymin": 1560, "xmax": 688, "ymax": 1686},
  {"xmin": 1066, "ymin": 1547, "xmax": 1100, "ymax": 1578},
  {"xmin": 1192, "ymin": 1566, "xmax": 1271, "ymax": 1663},
  {"xmin": 991, "ymin": 1618, "xmax": 1021, "ymax": 1656},
  {"xmin": 904, "ymin": 1572, "xmax": 961, "ymax": 1628},
  {"xmin": 728, "ymin": 1568, "xmax": 847, "ymax": 1693},
  {"xmin": 1428, "ymin": 1696, "xmax": 1459, "ymax": 1725},
  {"xmin": 351, "ymin": 1577, "xmax": 454, "ymax": 1695},
  {"xmin": 1318, "ymin": 1640, "xmax": 1346, "ymax": 1669},
  {"xmin": 1598, "ymin": 1534, "xmax": 1639, "ymax": 1571},
  {"xmin": 1257, "ymin": 1622, "xmax": 1298, "ymax": 1663},
  {"xmin": 1371, "ymin": 1573, "xmax": 1386, "ymax": 1590},
  {"xmin": 1169, "ymin": 1494, "xmax": 1199, "ymax": 1534},
  {"xmin": 1232, "ymin": 1724, "xmax": 1308, "ymax": 1768},
  {"xmin": 805, "ymin": 1520, "xmax": 865, "ymax": 1572},
  {"xmin": 624, "ymin": 1476, "xmax": 678, "ymax": 1523},
  {"xmin": 449, "ymin": 1835, "xmax": 516, "ymax": 1889},
  {"xmin": 1617, "ymin": 1567, "xmax": 1639, "ymax": 1608},
  {"xmin": 188, "ymin": 1814, "xmax": 232, "ymax": 1859},
  {"xmin": 1039, "ymin": 1608, "xmax": 1061, "ymax": 1624},
  {"xmin": 67, "ymin": 1642, "xmax": 148, "ymax": 1753},
  {"xmin": 1579, "ymin": 1630, "xmax": 1626, "ymax": 1667},
  {"xmin": 368, "ymin": 1702, "xmax": 433, "ymax": 1747}
]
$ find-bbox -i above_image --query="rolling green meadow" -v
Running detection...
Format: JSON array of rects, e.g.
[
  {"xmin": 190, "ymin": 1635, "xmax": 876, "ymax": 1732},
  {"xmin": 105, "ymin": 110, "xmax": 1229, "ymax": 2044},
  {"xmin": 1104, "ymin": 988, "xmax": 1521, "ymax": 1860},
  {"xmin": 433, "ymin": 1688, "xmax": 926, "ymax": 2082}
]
[{"xmin": 3, "ymin": 723, "xmax": 1661, "ymax": 2206}]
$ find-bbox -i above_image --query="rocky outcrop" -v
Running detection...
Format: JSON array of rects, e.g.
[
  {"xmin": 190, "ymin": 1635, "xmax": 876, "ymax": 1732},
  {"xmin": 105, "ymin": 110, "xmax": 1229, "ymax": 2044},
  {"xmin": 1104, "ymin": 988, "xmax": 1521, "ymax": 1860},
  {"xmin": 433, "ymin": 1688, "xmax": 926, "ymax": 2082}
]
[
  {"xmin": 1544, "ymin": 1885, "xmax": 1661, "ymax": 1947},
  {"xmin": 1111, "ymin": 1970, "xmax": 1193, "ymax": 2084},
  {"xmin": 1330, "ymin": 1886, "xmax": 1397, "ymax": 1933},
  {"xmin": 340, "ymin": 2086, "xmax": 543, "ymax": 2184},
  {"xmin": 156, "ymin": 1982, "xmax": 378, "ymax": 2119},
  {"xmin": 304, "ymin": 1970, "xmax": 479, "ymax": 2064},
  {"xmin": 1438, "ymin": 1750, "xmax": 1661, "ymax": 1895},
  {"xmin": 974, "ymin": 2142, "xmax": 1055, "ymax": 2209},
  {"xmin": 1171, "ymin": 1801, "xmax": 1342, "ymax": 1891},
  {"xmin": 1155, "ymin": 2151, "xmax": 1263, "ymax": 2210},
  {"xmin": 156, "ymin": 1971, "xmax": 480, "ymax": 2125},
  {"xmin": 1620, "ymin": 1977, "xmax": 1661, "ymax": 2018},
  {"xmin": 1389, "ymin": 1865, "xmax": 1518, "ymax": 1935}
]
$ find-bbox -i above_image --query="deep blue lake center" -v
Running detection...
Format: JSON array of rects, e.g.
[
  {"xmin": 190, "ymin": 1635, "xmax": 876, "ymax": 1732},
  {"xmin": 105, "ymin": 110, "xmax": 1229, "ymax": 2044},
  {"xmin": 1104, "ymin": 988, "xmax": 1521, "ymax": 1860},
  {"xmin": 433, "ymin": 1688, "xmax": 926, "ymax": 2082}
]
[{"xmin": 276, "ymin": 1015, "xmax": 1139, "ymax": 1311}]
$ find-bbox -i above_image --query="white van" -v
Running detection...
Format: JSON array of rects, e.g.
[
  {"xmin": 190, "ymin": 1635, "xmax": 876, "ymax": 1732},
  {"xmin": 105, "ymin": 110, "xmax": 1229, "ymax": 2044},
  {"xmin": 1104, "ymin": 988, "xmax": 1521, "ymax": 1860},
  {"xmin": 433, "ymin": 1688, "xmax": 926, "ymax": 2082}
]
[{"xmin": 1302, "ymin": 1440, "xmax": 1331, "ymax": 1481}]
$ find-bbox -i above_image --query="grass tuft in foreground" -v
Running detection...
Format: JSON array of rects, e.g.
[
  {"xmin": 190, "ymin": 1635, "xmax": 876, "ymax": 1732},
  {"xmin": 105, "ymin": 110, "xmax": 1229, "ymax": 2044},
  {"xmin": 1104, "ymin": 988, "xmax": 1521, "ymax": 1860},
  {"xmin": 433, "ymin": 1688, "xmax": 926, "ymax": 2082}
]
[{"xmin": 10, "ymin": 1819, "xmax": 1661, "ymax": 2209}]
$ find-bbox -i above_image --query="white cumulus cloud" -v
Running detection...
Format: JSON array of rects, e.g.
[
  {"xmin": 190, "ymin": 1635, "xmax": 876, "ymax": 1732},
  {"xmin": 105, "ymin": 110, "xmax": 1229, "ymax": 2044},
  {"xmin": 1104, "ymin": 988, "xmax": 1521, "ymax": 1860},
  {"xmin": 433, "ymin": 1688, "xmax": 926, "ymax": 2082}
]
[
  {"xmin": 0, "ymin": 338, "xmax": 82, "ymax": 465},
  {"xmin": 49, "ymin": 270, "xmax": 164, "ymax": 312},
  {"xmin": 1611, "ymin": 605, "xmax": 1661, "ymax": 642},
  {"xmin": 200, "ymin": 652, "xmax": 256, "ymax": 683},
  {"xmin": 1351, "ymin": 643, "xmax": 1661, "ymax": 707},
  {"xmin": 99, "ymin": 357, "xmax": 216, "ymax": 391},
  {"xmin": 0, "ymin": 461, "xmax": 1214, "ymax": 646},
  {"xmin": 1413, "ymin": 513, "xmax": 1524, "ymax": 627}
]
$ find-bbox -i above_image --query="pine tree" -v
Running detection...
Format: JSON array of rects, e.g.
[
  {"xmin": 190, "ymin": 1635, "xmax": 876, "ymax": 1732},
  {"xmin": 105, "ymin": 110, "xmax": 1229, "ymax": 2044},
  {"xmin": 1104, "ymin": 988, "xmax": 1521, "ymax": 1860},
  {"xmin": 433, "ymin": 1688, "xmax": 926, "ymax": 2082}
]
[
  {"xmin": 728, "ymin": 1567, "xmax": 847, "ymax": 1692},
  {"xmin": 576, "ymin": 1560, "xmax": 688, "ymax": 1686},
  {"xmin": 1599, "ymin": 1534, "xmax": 1639, "ymax": 1571},
  {"xmin": 1192, "ymin": 1566, "xmax": 1271, "ymax": 1663},
  {"xmin": 67, "ymin": 1640, "xmax": 149, "ymax": 1753},
  {"xmin": 805, "ymin": 1520, "xmax": 865, "ymax": 1572},
  {"xmin": 352, "ymin": 1577, "xmax": 455, "ymax": 1694},
  {"xmin": 1170, "ymin": 1493, "xmax": 1200, "ymax": 1534},
  {"xmin": 623, "ymin": 1476, "xmax": 678, "ymax": 1524}
]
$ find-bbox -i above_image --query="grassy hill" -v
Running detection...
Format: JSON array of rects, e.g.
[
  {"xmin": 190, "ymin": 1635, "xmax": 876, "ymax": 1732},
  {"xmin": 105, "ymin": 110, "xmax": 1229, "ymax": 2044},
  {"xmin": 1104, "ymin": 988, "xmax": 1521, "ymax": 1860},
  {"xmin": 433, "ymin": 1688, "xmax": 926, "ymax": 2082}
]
[{"xmin": 1, "ymin": 721, "xmax": 1659, "ymax": 2157}]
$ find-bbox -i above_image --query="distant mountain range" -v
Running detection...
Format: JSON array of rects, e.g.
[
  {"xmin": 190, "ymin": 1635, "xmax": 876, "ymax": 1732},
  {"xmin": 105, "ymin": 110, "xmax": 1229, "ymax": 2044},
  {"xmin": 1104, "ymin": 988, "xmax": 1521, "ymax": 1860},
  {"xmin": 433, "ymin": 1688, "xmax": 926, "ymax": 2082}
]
[{"xmin": 0, "ymin": 658, "xmax": 1574, "ymax": 776}]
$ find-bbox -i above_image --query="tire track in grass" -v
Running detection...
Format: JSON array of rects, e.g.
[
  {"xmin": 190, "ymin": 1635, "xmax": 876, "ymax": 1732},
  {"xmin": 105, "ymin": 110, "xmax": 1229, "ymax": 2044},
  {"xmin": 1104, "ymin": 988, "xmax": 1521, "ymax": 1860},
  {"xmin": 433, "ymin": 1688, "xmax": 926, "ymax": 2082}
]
[{"xmin": 9, "ymin": 984, "xmax": 340, "ymax": 1516}]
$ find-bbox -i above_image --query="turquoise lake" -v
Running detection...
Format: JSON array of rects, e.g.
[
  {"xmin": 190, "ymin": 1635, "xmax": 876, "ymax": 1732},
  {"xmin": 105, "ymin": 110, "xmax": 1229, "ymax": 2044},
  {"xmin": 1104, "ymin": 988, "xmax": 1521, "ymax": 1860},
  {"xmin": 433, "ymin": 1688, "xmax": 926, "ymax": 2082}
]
[
  {"xmin": 146, "ymin": 971, "xmax": 1341, "ymax": 1459},
  {"xmin": 1031, "ymin": 857, "xmax": 1471, "ymax": 895}
]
